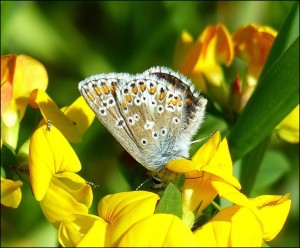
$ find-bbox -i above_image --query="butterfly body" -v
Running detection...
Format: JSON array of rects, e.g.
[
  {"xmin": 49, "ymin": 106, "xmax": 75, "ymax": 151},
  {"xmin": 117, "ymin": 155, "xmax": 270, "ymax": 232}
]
[{"xmin": 78, "ymin": 66, "xmax": 207, "ymax": 181}]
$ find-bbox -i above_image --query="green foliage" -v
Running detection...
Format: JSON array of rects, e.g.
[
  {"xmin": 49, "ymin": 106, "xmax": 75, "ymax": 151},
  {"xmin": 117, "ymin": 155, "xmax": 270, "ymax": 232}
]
[{"xmin": 155, "ymin": 183, "xmax": 182, "ymax": 218}]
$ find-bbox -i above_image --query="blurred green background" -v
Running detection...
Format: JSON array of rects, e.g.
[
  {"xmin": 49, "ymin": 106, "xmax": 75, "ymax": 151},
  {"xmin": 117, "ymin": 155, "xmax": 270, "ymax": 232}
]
[{"xmin": 1, "ymin": 1, "xmax": 298, "ymax": 247}]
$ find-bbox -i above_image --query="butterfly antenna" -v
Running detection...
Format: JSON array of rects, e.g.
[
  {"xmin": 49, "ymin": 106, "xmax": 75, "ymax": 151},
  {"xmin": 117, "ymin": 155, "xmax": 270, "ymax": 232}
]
[
  {"xmin": 136, "ymin": 178, "xmax": 151, "ymax": 190},
  {"xmin": 190, "ymin": 130, "xmax": 217, "ymax": 144}
]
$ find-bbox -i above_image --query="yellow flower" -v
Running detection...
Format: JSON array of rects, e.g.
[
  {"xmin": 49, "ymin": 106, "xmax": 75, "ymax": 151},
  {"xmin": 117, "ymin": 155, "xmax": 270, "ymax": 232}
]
[
  {"xmin": 166, "ymin": 131, "xmax": 291, "ymax": 246},
  {"xmin": 29, "ymin": 124, "xmax": 93, "ymax": 228},
  {"xmin": 58, "ymin": 191, "xmax": 162, "ymax": 247},
  {"xmin": 166, "ymin": 131, "xmax": 241, "ymax": 225},
  {"xmin": 59, "ymin": 214, "xmax": 108, "ymax": 247},
  {"xmin": 194, "ymin": 204, "xmax": 263, "ymax": 246},
  {"xmin": 193, "ymin": 193, "xmax": 291, "ymax": 247},
  {"xmin": 174, "ymin": 24, "xmax": 233, "ymax": 106},
  {"xmin": 29, "ymin": 89, "xmax": 95, "ymax": 143},
  {"xmin": 59, "ymin": 191, "xmax": 199, "ymax": 247},
  {"xmin": 1, "ymin": 177, "xmax": 22, "ymax": 208},
  {"xmin": 275, "ymin": 105, "xmax": 299, "ymax": 143},
  {"xmin": 1, "ymin": 54, "xmax": 48, "ymax": 149}
]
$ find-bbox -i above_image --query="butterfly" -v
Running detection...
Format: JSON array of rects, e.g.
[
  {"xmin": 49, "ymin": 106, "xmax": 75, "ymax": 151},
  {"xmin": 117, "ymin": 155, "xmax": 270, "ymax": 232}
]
[{"xmin": 78, "ymin": 66, "xmax": 207, "ymax": 186}]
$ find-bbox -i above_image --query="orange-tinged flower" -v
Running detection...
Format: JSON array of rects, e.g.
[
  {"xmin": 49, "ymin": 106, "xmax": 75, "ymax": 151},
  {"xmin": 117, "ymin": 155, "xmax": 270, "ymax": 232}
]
[
  {"xmin": 1, "ymin": 177, "xmax": 22, "ymax": 208},
  {"xmin": 29, "ymin": 124, "xmax": 92, "ymax": 228},
  {"xmin": 1, "ymin": 79, "xmax": 13, "ymax": 116},
  {"xmin": 29, "ymin": 89, "xmax": 95, "ymax": 143},
  {"xmin": 275, "ymin": 105, "xmax": 299, "ymax": 143},
  {"xmin": 174, "ymin": 24, "xmax": 233, "ymax": 106},
  {"xmin": 1, "ymin": 54, "xmax": 48, "ymax": 125},
  {"xmin": 174, "ymin": 24, "xmax": 278, "ymax": 116},
  {"xmin": 233, "ymin": 24, "xmax": 277, "ymax": 84},
  {"xmin": 1, "ymin": 54, "xmax": 48, "ymax": 149},
  {"xmin": 232, "ymin": 24, "xmax": 277, "ymax": 111}
]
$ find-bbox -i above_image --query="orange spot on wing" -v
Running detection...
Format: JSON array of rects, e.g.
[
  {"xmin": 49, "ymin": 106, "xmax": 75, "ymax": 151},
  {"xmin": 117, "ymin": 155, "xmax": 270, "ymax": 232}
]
[
  {"xmin": 102, "ymin": 85, "xmax": 110, "ymax": 94},
  {"xmin": 149, "ymin": 87, "xmax": 156, "ymax": 94},
  {"xmin": 121, "ymin": 101, "xmax": 128, "ymax": 110},
  {"xmin": 87, "ymin": 93, "xmax": 95, "ymax": 101},
  {"xmin": 94, "ymin": 87, "xmax": 101, "ymax": 95},
  {"xmin": 125, "ymin": 94, "xmax": 132, "ymax": 102}
]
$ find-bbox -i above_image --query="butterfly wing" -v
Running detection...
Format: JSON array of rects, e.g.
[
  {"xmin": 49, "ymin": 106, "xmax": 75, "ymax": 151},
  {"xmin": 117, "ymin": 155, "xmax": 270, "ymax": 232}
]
[
  {"xmin": 145, "ymin": 66, "xmax": 207, "ymax": 152},
  {"xmin": 78, "ymin": 67, "xmax": 207, "ymax": 174},
  {"xmin": 78, "ymin": 73, "xmax": 146, "ymax": 167}
]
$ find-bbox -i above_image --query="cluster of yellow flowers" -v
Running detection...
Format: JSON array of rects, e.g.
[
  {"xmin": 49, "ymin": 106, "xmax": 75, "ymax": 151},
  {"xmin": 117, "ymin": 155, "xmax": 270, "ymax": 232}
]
[{"xmin": 1, "ymin": 23, "xmax": 297, "ymax": 247}]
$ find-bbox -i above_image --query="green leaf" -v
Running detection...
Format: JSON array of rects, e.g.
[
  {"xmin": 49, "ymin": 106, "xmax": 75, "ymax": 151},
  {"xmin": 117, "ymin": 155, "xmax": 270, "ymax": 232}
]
[
  {"xmin": 260, "ymin": 1, "xmax": 299, "ymax": 80},
  {"xmin": 253, "ymin": 149, "xmax": 290, "ymax": 191},
  {"xmin": 239, "ymin": 136, "xmax": 270, "ymax": 195},
  {"xmin": 228, "ymin": 6, "xmax": 299, "ymax": 160},
  {"xmin": 155, "ymin": 183, "xmax": 182, "ymax": 218}
]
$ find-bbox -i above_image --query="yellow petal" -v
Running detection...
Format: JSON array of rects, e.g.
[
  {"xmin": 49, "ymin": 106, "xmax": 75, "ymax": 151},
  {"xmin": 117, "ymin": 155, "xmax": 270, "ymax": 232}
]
[
  {"xmin": 166, "ymin": 158, "xmax": 197, "ymax": 174},
  {"xmin": 200, "ymin": 24, "xmax": 234, "ymax": 67},
  {"xmin": 167, "ymin": 131, "xmax": 223, "ymax": 177},
  {"xmin": 182, "ymin": 173, "xmax": 218, "ymax": 216},
  {"xmin": 192, "ymin": 131, "xmax": 221, "ymax": 166},
  {"xmin": 118, "ymin": 214, "xmax": 199, "ymax": 247},
  {"xmin": 275, "ymin": 105, "xmax": 299, "ymax": 143},
  {"xmin": 61, "ymin": 96, "xmax": 95, "ymax": 136},
  {"xmin": 98, "ymin": 191, "xmax": 159, "ymax": 246},
  {"xmin": 55, "ymin": 172, "xmax": 93, "ymax": 208},
  {"xmin": 29, "ymin": 89, "xmax": 81, "ymax": 143},
  {"xmin": 1, "ymin": 178, "xmax": 22, "ymax": 208},
  {"xmin": 58, "ymin": 214, "xmax": 108, "ymax": 247},
  {"xmin": 194, "ymin": 205, "xmax": 262, "ymax": 247},
  {"xmin": 194, "ymin": 24, "xmax": 233, "ymax": 87},
  {"xmin": 29, "ymin": 124, "xmax": 81, "ymax": 201},
  {"xmin": 202, "ymin": 138, "xmax": 241, "ymax": 189},
  {"xmin": 40, "ymin": 174, "xmax": 91, "ymax": 228},
  {"xmin": 211, "ymin": 179, "xmax": 254, "ymax": 211},
  {"xmin": 250, "ymin": 194, "xmax": 291, "ymax": 241}
]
